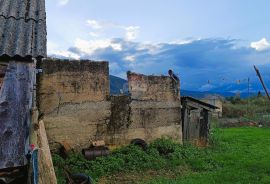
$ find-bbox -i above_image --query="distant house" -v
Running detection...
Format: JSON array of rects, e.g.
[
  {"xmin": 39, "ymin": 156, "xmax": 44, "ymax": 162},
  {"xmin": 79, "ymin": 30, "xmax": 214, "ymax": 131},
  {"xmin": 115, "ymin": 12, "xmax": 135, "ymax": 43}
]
[{"xmin": 202, "ymin": 95, "xmax": 224, "ymax": 118}]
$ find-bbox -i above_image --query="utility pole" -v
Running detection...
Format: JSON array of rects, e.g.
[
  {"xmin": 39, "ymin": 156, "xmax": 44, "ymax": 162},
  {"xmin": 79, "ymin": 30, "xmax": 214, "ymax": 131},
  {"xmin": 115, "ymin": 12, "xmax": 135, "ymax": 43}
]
[
  {"xmin": 254, "ymin": 65, "xmax": 270, "ymax": 102},
  {"xmin": 248, "ymin": 77, "xmax": 250, "ymax": 98},
  {"xmin": 247, "ymin": 77, "xmax": 250, "ymax": 114}
]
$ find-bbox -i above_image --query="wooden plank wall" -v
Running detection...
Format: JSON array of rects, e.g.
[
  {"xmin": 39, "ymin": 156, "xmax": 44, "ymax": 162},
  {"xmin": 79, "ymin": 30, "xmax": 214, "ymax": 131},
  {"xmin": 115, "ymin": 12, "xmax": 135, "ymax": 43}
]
[{"xmin": 0, "ymin": 61, "xmax": 35, "ymax": 170}]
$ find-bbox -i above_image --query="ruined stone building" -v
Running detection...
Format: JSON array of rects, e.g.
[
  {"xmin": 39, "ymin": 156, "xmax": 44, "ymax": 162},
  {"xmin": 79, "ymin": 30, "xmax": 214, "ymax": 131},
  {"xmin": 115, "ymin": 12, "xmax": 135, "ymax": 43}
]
[
  {"xmin": 0, "ymin": 1, "xmax": 217, "ymax": 183},
  {"xmin": 37, "ymin": 60, "xmax": 182, "ymax": 151}
]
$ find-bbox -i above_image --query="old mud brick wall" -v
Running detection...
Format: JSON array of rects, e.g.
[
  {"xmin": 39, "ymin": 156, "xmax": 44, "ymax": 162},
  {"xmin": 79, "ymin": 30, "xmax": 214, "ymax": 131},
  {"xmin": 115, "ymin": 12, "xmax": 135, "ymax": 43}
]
[
  {"xmin": 107, "ymin": 72, "xmax": 182, "ymax": 145},
  {"xmin": 37, "ymin": 60, "xmax": 110, "ymax": 150}
]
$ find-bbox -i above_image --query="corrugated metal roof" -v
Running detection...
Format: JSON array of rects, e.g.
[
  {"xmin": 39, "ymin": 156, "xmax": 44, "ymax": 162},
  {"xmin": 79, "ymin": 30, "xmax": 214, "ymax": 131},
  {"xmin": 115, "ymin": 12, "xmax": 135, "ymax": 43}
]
[
  {"xmin": 0, "ymin": 0, "xmax": 46, "ymax": 59},
  {"xmin": 0, "ymin": 0, "xmax": 46, "ymax": 21}
]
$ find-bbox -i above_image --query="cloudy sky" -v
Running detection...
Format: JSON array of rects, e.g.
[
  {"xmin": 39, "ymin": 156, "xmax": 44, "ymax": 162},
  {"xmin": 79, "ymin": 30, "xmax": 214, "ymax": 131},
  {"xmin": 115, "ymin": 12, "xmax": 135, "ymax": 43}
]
[{"xmin": 46, "ymin": 0, "xmax": 270, "ymax": 91}]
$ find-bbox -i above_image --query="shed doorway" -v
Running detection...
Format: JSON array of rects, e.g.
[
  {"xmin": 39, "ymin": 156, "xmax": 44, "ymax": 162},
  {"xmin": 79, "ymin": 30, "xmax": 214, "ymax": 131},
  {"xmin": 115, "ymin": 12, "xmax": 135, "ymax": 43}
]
[{"xmin": 181, "ymin": 97, "xmax": 218, "ymax": 147}]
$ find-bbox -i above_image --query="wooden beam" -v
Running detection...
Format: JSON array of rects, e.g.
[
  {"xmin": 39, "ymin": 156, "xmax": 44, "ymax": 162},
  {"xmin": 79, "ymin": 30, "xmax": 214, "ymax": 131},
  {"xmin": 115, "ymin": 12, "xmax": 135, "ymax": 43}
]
[
  {"xmin": 0, "ymin": 61, "xmax": 35, "ymax": 170},
  {"xmin": 37, "ymin": 120, "xmax": 57, "ymax": 184}
]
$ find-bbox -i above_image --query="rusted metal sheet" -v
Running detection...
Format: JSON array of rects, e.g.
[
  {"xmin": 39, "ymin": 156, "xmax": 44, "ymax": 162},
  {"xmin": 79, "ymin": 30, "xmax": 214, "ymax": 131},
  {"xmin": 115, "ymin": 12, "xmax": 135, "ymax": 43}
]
[
  {"xmin": 0, "ymin": 0, "xmax": 46, "ymax": 59},
  {"xmin": 0, "ymin": 61, "xmax": 35, "ymax": 170}
]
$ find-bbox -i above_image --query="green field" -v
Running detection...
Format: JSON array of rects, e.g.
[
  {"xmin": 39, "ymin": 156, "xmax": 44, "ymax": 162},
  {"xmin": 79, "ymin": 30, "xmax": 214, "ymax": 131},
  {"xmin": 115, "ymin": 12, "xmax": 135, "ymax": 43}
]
[
  {"xmin": 53, "ymin": 127, "xmax": 270, "ymax": 184},
  {"xmin": 141, "ymin": 127, "xmax": 270, "ymax": 184}
]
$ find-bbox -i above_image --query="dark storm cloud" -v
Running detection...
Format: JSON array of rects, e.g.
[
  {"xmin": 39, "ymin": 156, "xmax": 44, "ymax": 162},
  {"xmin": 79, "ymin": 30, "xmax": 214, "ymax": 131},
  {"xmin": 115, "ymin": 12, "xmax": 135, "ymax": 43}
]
[{"xmin": 49, "ymin": 38, "xmax": 270, "ymax": 91}]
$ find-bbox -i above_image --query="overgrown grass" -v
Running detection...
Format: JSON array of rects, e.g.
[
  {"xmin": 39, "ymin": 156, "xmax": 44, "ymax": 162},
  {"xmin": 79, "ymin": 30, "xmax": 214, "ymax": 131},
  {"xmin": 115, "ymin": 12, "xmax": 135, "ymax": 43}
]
[
  {"xmin": 53, "ymin": 127, "xmax": 270, "ymax": 184},
  {"xmin": 53, "ymin": 138, "xmax": 200, "ymax": 183},
  {"xmin": 223, "ymin": 96, "xmax": 270, "ymax": 123},
  {"xmin": 142, "ymin": 127, "xmax": 270, "ymax": 184}
]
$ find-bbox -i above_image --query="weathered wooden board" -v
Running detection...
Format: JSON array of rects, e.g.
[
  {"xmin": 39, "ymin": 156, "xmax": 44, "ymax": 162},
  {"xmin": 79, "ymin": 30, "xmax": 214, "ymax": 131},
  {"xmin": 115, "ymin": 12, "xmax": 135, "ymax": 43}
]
[
  {"xmin": 0, "ymin": 61, "xmax": 35, "ymax": 170},
  {"xmin": 37, "ymin": 120, "xmax": 57, "ymax": 184}
]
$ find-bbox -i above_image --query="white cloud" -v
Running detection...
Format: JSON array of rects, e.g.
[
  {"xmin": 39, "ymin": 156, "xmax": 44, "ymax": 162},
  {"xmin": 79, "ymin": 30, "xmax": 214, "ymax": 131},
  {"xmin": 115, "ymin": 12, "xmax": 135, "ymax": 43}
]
[
  {"xmin": 170, "ymin": 38, "xmax": 201, "ymax": 45},
  {"xmin": 85, "ymin": 19, "xmax": 140, "ymax": 40},
  {"xmin": 124, "ymin": 55, "xmax": 136, "ymax": 62},
  {"xmin": 89, "ymin": 32, "xmax": 100, "ymax": 37},
  {"xmin": 136, "ymin": 43, "xmax": 162, "ymax": 54},
  {"xmin": 86, "ymin": 20, "xmax": 103, "ymax": 29},
  {"xmin": 74, "ymin": 38, "xmax": 122, "ymax": 54},
  {"xmin": 47, "ymin": 41, "xmax": 80, "ymax": 59},
  {"xmin": 47, "ymin": 41, "xmax": 59, "ymax": 53},
  {"xmin": 125, "ymin": 26, "xmax": 140, "ymax": 41},
  {"xmin": 57, "ymin": 0, "xmax": 69, "ymax": 6},
  {"xmin": 251, "ymin": 38, "xmax": 270, "ymax": 51},
  {"xmin": 52, "ymin": 50, "xmax": 80, "ymax": 60},
  {"xmin": 199, "ymin": 84, "xmax": 215, "ymax": 91}
]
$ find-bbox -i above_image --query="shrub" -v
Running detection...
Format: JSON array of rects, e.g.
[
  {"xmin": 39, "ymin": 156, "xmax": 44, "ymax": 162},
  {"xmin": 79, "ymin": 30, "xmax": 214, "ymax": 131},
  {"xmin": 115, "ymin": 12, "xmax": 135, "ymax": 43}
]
[
  {"xmin": 149, "ymin": 138, "xmax": 178, "ymax": 156},
  {"xmin": 52, "ymin": 138, "xmax": 207, "ymax": 183}
]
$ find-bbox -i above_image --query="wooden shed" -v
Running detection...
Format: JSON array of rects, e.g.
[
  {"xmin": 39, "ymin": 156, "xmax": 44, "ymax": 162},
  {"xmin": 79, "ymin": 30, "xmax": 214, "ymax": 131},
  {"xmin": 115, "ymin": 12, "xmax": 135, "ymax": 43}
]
[{"xmin": 181, "ymin": 96, "xmax": 218, "ymax": 147}]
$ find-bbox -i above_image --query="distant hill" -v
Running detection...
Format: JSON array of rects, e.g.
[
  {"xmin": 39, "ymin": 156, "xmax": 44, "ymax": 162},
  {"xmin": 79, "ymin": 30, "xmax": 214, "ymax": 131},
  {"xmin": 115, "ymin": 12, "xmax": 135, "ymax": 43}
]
[
  {"xmin": 109, "ymin": 75, "xmax": 262, "ymax": 98},
  {"xmin": 110, "ymin": 75, "xmax": 127, "ymax": 95},
  {"xmin": 181, "ymin": 90, "xmax": 235, "ymax": 98}
]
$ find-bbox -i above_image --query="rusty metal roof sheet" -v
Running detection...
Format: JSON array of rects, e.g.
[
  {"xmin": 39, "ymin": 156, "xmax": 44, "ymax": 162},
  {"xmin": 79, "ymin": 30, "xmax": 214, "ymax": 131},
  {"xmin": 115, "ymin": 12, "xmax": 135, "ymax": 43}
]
[{"xmin": 0, "ymin": 0, "xmax": 46, "ymax": 60}]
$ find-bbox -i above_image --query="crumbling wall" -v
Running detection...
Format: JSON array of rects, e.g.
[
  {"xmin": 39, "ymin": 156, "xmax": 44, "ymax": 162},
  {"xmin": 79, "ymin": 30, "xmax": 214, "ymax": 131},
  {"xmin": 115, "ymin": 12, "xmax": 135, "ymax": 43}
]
[
  {"xmin": 106, "ymin": 72, "xmax": 182, "ymax": 145},
  {"xmin": 106, "ymin": 95, "xmax": 132, "ymax": 145},
  {"xmin": 37, "ymin": 60, "xmax": 111, "ymax": 150},
  {"xmin": 128, "ymin": 101, "xmax": 182, "ymax": 143},
  {"xmin": 128, "ymin": 72, "xmax": 180, "ymax": 101},
  {"xmin": 38, "ymin": 62, "xmax": 182, "ymax": 150}
]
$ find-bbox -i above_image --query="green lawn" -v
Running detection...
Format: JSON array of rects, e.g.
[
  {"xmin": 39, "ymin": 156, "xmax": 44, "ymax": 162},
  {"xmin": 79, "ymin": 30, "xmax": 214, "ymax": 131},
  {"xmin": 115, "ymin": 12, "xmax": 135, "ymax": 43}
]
[
  {"xmin": 53, "ymin": 127, "xmax": 270, "ymax": 184},
  {"xmin": 141, "ymin": 127, "xmax": 270, "ymax": 184}
]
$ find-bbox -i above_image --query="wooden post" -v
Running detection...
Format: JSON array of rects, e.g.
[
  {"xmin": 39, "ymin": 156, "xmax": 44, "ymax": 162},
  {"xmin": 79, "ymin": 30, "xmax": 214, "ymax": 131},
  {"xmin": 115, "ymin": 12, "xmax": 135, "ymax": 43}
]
[
  {"xmin": 254, "ymin": 65, "xmax": 270, "ymax": 101},
  {"xmin": 37, "ymin": 121, "xmax": 57, "ymax": 184}
]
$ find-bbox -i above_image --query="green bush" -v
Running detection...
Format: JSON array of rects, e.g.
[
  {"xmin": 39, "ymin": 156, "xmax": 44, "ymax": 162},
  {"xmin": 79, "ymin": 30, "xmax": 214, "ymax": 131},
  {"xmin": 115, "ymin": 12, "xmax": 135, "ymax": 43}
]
[
  {"xmin": 149, "ymin": 138, "xmax": 178, "ymax": 156},
  {"xmin": 223, "ymin": 96, "xmax": 270, "ymax": 121},
  {"xmin": 52, "ymin": 138, "xmax": 205, "ymax": 183}
]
